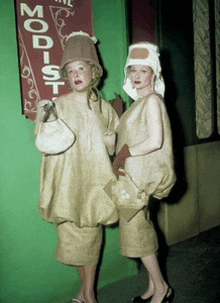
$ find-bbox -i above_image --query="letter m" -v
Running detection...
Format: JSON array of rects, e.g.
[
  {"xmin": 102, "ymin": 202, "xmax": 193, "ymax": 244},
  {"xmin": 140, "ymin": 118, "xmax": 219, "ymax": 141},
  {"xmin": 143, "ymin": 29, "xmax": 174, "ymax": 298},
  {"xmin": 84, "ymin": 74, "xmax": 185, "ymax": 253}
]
[{"xmin": 20, "ymin": 4, "xmax": 43, "ymax": 18}]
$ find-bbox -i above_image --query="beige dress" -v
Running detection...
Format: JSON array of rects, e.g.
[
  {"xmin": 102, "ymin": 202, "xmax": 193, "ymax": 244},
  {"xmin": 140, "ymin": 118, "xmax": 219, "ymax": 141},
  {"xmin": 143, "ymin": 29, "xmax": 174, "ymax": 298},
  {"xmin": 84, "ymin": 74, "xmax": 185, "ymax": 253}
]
[
  {"xmin": 38, "ymin": 93, "xmax": 119, "ymax": 228},
  {"xmin": 117, "ymin": 93, "xmax": 176, "ymax": 257},
  {"xmin": 117, "ymin": 93, "xmax": 176, "ymax": 202}
]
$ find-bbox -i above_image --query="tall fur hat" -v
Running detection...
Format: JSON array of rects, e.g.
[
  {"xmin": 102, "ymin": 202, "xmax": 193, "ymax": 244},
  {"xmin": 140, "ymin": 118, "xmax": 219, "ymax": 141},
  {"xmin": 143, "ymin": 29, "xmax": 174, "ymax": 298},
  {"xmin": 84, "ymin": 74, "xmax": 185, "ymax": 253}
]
[{"xmin": 59, "ymin": 31, "xmax": 103, "ymax": 79}]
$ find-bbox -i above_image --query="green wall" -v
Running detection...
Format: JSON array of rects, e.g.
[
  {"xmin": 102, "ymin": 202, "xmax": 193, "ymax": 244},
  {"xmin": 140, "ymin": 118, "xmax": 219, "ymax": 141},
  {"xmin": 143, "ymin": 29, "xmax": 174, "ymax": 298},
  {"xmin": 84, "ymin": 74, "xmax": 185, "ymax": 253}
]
[
  {"xmin": 0, "ymin": 1, "xmax": 136, "ymax": 302},
  {"xmin": 93, "ymin": 0, "xmax": 129, "ymax": 104}
]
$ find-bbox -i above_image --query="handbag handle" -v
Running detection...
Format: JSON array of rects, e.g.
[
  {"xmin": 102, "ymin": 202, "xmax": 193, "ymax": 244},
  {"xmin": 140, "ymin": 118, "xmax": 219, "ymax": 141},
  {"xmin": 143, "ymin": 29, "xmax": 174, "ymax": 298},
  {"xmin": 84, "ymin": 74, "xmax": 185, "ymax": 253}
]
[{"xmin": 42, "ymin": 102, "xmax": 58, "ymax": 122}]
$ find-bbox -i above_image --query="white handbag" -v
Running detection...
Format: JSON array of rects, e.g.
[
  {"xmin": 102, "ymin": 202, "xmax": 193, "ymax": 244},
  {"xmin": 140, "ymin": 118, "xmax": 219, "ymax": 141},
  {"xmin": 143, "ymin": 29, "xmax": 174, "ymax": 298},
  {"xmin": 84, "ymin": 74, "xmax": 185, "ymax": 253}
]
[{"xmin": 35, "ymin": 102, "xmax": 75, "ymax": 155}]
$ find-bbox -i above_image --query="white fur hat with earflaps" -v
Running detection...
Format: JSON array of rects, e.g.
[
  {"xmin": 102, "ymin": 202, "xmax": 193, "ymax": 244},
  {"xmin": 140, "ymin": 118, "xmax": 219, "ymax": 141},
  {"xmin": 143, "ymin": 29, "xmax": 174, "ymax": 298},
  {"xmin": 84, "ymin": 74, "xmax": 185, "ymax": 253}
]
[{"xmin": 123, "ymin": 42, "xmax": 165, "ymax": 100}]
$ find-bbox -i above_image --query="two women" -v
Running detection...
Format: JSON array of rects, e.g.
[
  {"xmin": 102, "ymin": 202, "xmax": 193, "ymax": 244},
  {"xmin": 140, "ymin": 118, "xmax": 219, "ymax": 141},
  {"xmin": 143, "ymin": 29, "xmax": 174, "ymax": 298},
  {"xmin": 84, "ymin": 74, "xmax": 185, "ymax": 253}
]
[{"xmin": 35, "ymin": 35, "xmax": 176, "ymax": 303}]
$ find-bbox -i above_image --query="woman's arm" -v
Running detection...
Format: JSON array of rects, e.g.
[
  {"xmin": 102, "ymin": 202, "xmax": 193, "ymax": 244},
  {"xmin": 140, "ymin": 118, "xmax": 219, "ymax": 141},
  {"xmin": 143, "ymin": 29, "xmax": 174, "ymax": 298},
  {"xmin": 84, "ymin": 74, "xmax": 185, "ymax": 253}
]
[
  {"xmin": 129, "ymin": 95, "xmax": 163, "ymax": 156},
  {"xmin": 113, "ymin": 95, "xmax": 164, "ymax": 178}
]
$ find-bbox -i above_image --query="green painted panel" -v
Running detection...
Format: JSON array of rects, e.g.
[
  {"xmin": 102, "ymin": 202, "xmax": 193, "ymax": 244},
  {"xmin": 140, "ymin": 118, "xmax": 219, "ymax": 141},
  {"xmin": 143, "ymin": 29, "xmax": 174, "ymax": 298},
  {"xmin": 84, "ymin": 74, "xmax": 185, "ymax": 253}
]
[{"xmin": 92, "ymin": 0, "xmax": 130, "ymax": 107}]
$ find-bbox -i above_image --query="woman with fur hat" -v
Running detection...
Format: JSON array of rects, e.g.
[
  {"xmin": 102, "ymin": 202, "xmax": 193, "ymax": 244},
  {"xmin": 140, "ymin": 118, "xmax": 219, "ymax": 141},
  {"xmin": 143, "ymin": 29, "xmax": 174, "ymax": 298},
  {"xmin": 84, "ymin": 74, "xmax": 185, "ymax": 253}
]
[
  {"xmin": 35, "ymin": 31, "xmax": 119, "ymax": 303},
  {"xmin": 113, "ymin": 42, "xmax": 176, "ymax": 303}
]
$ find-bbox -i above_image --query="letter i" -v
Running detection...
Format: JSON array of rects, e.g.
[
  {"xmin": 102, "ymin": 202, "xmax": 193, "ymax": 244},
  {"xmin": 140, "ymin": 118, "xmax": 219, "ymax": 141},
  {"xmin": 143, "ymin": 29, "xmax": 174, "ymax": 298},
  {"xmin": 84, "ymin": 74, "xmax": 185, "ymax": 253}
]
[{"xmin": 43, "ymin": 51, "xmax": 50, "ymax": 64}]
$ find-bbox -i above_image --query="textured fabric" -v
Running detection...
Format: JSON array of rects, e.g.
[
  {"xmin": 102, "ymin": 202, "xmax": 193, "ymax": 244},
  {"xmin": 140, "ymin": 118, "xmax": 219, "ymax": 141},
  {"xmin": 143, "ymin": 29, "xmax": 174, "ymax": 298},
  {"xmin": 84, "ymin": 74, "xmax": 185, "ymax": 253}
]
[
  {"xmin": 119, "ymin": 208, "xmax": 158, "ymax": 258},
  {"xmin": 104, "ymin": 175, "xmax": 149, "ymax": 222},
  {"xmin": 117, "ymin": 93, "xmax": 176, "ymax": 202},
  {"xmin": 38, "ymin": 93, "xmax": 119, "ymax": 227},
  {"xmin": 59, "ymin": 31, "xmax": 103, "ymax": 79},
  {"xmin": 54, "ymin": 221, "xmax": 102, "ymax": 266}
]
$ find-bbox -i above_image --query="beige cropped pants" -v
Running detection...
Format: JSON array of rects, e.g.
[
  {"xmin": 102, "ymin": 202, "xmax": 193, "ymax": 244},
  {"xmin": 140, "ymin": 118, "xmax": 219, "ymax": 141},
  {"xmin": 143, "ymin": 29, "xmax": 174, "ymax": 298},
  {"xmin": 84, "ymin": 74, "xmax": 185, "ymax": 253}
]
[{"xmin": 54, "ymin": 221, "xmax": 102, "ymax": 266}]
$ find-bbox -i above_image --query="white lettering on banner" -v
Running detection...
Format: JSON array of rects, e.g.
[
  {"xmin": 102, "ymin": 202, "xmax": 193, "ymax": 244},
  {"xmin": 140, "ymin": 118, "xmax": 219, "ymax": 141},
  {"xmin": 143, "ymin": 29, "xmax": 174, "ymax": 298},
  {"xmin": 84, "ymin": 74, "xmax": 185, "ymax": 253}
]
[
  {"xmin": 54, "ymin": 0, "xmax": 73, "ymax": 7},
  {"xmin": 42, "ymin": 65, "xmax": 60, "ymax": 81},
  {"xmin": 20, "ymin": 3, "xmax": 65, "ymax": 99},
  {"xmin": 20, "ymin": 4, "xmax": 43, "ymax": 18},
  {"xmin": 45, "ymin": 82, "xmax": 65, "ymax": 94},
  {"xmin": 43, "ymin": 51, "xmax": 50, "ymax": 64},
  {"xmin": 24, "ymin": 19, "xmax": 49, "ymax": 33},
  {"xmin": 33, "ymin": 35, "xmax": 54, "ymax": 49}
]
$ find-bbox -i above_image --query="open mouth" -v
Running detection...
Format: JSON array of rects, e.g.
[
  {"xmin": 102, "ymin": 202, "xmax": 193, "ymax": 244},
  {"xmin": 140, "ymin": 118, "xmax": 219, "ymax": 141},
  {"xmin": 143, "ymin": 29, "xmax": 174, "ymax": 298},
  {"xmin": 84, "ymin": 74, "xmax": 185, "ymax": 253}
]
[
  {"xmin": 75, "ymin": 80, "xmax": 82, "ymax": 85},
  {"xmin": 134, "ymin": 81, "xmax": 141, "ymax": 84}
]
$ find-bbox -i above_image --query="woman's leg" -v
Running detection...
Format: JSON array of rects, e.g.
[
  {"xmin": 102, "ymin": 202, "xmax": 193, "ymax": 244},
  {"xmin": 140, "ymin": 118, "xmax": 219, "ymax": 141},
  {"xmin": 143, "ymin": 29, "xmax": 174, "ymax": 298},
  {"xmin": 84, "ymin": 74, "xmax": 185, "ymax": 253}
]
[
  {"xmin": 83, "ymin": 265, "xmax": 98, "ymax": 303},
  {"xmin": 140, "ymin": 254, "xmax": 171, "ymax": 303},
  {"xmin": 74, "ymin": 266, "xmax": 85, "ymax": 302},
  {"xmin": 138, "ymin": 272, "xmax": 155, "ymax": 300},
  {"xmin": 74, "ymin": 265, "xmax": 98, "ymax": 303}
]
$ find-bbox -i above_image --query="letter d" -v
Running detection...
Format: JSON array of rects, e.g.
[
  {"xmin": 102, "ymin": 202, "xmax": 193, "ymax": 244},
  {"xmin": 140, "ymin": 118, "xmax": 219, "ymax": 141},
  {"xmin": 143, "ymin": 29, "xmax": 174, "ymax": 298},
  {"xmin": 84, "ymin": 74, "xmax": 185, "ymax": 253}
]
[{"xmin": 33, "ymin": 35, "xmax": 54, "ymax": 49}]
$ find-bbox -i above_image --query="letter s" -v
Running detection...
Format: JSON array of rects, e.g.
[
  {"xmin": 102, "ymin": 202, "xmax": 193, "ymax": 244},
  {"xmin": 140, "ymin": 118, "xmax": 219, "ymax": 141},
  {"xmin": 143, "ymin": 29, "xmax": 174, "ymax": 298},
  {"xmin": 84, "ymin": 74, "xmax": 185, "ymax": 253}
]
[{"xmin": 42, "ymin": 65, "xmax": 60, "ymax": 80}]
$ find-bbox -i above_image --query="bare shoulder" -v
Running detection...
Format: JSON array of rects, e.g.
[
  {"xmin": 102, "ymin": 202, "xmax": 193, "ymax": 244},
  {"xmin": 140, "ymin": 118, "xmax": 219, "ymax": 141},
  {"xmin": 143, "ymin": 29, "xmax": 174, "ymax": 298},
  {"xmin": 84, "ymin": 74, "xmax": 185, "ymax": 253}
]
[
  {"xmin": 145, "ymin": 93, "xmax": 162, "ymax": 109},
  {"xmin": 147, "ymin": 93, "xmax": 162, "ymax": 103}
]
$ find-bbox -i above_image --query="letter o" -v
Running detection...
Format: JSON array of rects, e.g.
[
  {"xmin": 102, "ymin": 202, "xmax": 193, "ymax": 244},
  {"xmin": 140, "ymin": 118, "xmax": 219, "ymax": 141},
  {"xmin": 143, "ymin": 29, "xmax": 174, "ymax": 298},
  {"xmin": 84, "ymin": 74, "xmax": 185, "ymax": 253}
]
[{"xmin": 24, "ymin": 19, "xmax": 49, "ymax": 33}]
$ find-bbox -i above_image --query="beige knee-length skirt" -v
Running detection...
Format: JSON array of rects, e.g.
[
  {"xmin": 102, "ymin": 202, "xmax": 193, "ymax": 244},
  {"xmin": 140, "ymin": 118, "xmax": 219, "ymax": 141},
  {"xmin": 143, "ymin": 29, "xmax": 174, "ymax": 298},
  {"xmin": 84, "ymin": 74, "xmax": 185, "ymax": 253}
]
[
  {"xmin": 119, "ymin": 208, "xmax": 158, "ymax": 258},
  {"xmin": 54, "ymin": 221, "xmax": 103, "ymax": 266}
]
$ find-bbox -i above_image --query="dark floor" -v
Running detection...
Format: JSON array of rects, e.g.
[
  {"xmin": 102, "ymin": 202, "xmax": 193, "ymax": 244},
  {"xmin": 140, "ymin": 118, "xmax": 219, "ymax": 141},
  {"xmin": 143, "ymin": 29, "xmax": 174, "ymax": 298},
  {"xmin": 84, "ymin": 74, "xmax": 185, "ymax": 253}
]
[{"xmin": 97, "ymin": 224, "xmax": 220, "ymax": 303}]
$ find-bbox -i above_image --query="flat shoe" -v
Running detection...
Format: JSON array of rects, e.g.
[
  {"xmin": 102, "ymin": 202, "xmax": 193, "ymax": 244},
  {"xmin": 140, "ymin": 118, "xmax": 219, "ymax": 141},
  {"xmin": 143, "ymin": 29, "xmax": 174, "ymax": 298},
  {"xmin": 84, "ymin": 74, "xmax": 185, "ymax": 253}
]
[{"xmin": 132, "ymin": 295, "xmax": 152, "ymax": 302}]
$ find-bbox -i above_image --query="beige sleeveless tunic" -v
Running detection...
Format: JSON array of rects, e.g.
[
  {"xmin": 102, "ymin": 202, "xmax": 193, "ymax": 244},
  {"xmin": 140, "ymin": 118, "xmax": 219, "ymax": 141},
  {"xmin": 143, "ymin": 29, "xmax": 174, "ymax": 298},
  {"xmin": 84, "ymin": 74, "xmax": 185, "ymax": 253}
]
[
  {"xmin": 117, "ymin": 93, "xmax": 176, "ymax": 203},
  {"xmin": 38, "ymin": 93, "xmax": 119, "ymax": 227}
]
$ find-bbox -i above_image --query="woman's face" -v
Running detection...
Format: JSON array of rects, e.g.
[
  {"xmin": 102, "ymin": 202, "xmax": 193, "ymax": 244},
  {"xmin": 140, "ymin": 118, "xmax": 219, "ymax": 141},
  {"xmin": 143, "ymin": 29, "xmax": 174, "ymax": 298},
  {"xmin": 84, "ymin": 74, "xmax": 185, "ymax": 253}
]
[
  {"xmin": 129, "ymin": 65, "xmax": 155, "ymax": 95},
  {"xmin": 66, "ymin": 60, "xmax": 94, "ymax": 91}
]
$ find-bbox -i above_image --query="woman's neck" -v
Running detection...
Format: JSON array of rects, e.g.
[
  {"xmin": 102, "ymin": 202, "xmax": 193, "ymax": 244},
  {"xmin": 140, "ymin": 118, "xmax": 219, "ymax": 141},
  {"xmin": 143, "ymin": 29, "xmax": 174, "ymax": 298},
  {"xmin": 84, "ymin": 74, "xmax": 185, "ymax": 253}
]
[
  {"xmin": 70, "ymin": 90, "xmax": 88, "ymax": 103},
  {"xmin": 137, "ymin": 87, "xmax": 154, "ymax": 99}
]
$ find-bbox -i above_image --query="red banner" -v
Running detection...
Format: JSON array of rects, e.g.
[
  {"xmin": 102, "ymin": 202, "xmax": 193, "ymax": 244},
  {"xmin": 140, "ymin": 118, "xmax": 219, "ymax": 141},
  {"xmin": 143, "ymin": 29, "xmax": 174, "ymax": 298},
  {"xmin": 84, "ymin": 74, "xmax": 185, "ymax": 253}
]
[{"xmin": 15, "ymin": 0, "xmax": 92, "ymax": 120}]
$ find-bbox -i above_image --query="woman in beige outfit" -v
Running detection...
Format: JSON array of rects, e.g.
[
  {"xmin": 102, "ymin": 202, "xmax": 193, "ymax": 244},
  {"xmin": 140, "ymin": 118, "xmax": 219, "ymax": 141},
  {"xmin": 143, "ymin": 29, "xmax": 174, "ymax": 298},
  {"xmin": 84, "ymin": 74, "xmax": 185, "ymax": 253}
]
[
  {"xmin": 113, "ymin": 42, "xmax": 176, "ymax": 303},
  {"xmin": 35, "ymin": 32, "xmax": 119, "ymax": 303}
]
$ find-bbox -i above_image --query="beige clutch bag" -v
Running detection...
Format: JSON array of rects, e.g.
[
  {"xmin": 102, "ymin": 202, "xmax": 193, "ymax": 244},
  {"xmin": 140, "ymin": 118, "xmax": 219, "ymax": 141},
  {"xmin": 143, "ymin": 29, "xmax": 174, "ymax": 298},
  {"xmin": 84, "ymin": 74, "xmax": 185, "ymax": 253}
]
[{"xmin": 35, "ymin": 102, "xmax": 75, "ymax": 155}]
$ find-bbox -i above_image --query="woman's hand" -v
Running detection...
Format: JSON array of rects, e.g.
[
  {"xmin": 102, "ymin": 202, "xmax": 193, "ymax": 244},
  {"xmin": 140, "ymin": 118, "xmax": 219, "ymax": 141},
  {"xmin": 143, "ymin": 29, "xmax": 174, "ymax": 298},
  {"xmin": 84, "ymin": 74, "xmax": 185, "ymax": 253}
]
[
  {"xmin": 35, "ymin": 100, "xmax": 54, "ymax": 123},
  {"xmin": 34, "ymin": 100, "xmax": 56, "ymax": 135},
  {"xmin": 113, "ymin": 144, "xmax": 131, "ymax": 178}
]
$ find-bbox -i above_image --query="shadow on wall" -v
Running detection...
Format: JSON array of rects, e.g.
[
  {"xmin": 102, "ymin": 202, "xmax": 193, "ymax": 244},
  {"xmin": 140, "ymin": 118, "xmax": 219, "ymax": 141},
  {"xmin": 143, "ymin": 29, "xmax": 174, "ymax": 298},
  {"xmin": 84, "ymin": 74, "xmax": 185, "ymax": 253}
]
[{"xmin": 160, "ymin": 49, "xmax": 188, "ymax": 205}]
